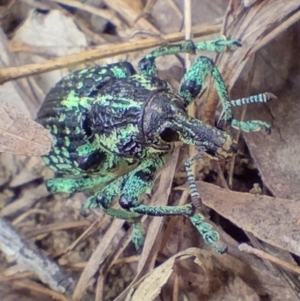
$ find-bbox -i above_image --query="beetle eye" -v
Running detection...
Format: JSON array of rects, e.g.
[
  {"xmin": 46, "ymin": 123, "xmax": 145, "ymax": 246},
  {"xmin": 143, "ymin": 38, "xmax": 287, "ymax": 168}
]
[{"xmin": 160, "ymin": 127, "xmax": 179, "ymax": 142}]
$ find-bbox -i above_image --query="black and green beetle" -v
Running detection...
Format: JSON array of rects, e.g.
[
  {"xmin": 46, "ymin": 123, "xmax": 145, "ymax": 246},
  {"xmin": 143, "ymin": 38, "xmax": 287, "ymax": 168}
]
[{"xmin": 37, "ymin": 37, "xmax": 274, "ymax": 253}]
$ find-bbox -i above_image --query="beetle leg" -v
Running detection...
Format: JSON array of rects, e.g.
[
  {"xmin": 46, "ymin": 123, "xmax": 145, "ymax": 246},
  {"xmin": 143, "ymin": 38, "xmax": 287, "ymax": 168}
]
[
  {"xmin": 118, "ymin": 155, "xmax": 227, "ymax": 253},
  {"xmin": 77, "ymin": 175, "xmax": 144, "ymax": 249},
  {"xmin": 179, "ymin": 56, "xmax": 274, "ymax": 132},
  {"xmin": 184, "ymin": 149, "xmax": 205, "ymax": 208},
  {"xmin": 219, "ymin": 92, "xmax": 276, "ymax": 132},
  {"xmin": 138, "ymin": 37, "xmax": 274, "ymax": 133},
  {"xmin": 137, "ymin": 36, "xmax": 240, "ymax": 77},
  {"xmin": 138, "ymin": 40, "xmax": 196, "ymax": 77},
  {"xmin": 194, "ymin": 36, "xmax": 241, "ymax": 52},
  {"xmin": 46, "ymin": 173, "xmax": 117, "ymax": 193}
]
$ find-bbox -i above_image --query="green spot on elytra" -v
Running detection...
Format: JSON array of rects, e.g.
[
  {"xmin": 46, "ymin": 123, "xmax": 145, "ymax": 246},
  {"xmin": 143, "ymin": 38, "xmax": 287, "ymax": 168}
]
[
  {"xmin": 53, "ymin": 147, "xmax": 60, "ymax": 155},
  {"xmin": 58, "ymin": 155, "xmax": 65, "ymax": 163},
  {"xmin": 56, "ymin": 164, "xmax": 75, "ymax": 171},
  {"xmin": 77, "ymin": 82, "xmax": 84, "ymax": 89},
  {"xmin": 43, "ymin": 157, "xmax": 50, "ymax": 165},
  {"xmin": 50, "ymin": 155, "xmax": 59, "ymax": 164},
  {"xmin": 100, "ymin": 68, "xmax": 107, "ymax": 74},
  {"xmin": 111, "ymin": 66, "xmax": 127, "ymax": 78},
  {"xmin": 76, "ymin": 144, "xmax": 93, "ymax": 157},
  {"xmin": 59, "ymin": 114, "xmax": 65, "ymax": 122},
  {"xmin": 50, "ymin": 165, "xmax": 58, "ymax": 172},
  {"xmin": 61, "ymin": 147, "xmax": 70, "ymax": 157},
  {"xmin": 52, "ymin": 135, "xmax": 57, "ymax": 145},
  {"xmin": 61, "ymin": 91, "xmax": 80, "ymax": 110},
  {"xmin": 78, "ymin": 68, "xmax": 88, "ymax": 75},
  {"xmin": 52, "ymin": 125, "xmax": 58, "ymax": 135},
  {"xmin": 65, "ymin": 137, "xmax": 70, "ymax": 147}
]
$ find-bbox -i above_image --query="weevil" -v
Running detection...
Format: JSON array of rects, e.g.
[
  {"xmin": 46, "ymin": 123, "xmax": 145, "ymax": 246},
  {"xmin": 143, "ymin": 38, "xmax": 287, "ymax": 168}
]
[{"xmin": 37, "ymin": 37, "xmax": 275, "ymax": 253}]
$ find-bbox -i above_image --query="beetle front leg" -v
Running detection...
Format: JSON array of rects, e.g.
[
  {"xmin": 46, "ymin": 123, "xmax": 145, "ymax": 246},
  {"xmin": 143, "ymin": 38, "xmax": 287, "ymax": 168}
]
[
  {"xmin": 179, "ymin": 56, "xmax": 274, "ymax": 132},
  {"xmin": 221, "ymin": 92, "xmax": 276, "ymax": 132}
]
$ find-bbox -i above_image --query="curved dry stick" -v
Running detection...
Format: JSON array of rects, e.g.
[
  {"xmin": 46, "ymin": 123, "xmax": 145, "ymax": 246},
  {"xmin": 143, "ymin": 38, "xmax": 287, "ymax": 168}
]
[{"xmin": 0, "ymin": 217, "xmax": 75, "ymax": 294}]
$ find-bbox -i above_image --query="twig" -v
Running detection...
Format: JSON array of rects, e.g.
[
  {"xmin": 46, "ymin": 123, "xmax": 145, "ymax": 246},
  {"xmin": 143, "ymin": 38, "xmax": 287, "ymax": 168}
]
[
  {"xmin": 184, "ymin": 0, "xmax": 192, "ymax": 70},
  {"xmin": 133, "ymin": 0, "xmax": 158, "ymax": 24},
  {"xmin": 24, "ymin": 220, "xmax": 91, "ymax": 239},
  {"xmin": 53, "ymin": 0, "xmax": 123, "ymax": 29},
  {"xmin": 103, "ymin": 0, "xmax": 159, "ymax": 33},
  {"xmin": 167, "ymin": 0, "xmax": 183, "ymax": 19},
  {"xmin": 0, "ymin": 217, "xmax": 75, "ymax": 294},
  {"xmin": 72, "ymin": 218, "xmax": 125, "ymax": 300},
  {"xmin": 51, "ymin": 219, "xmax": 101, "ymax": 259},
  {"xmin": 239, "ymin": 243, "xmax": 300, "ymax": 275},
  {"xmin": 11, "ymin": 280, "xmax": 70, "ymax": 301},
  {"xmin": 0, "ymin": 22, "xmax": 221, "ymax": 85}
]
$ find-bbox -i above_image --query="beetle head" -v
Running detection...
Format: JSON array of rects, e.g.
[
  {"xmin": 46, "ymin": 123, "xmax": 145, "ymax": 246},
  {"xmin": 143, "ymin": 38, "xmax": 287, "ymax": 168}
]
[{"xmin": 143, "ymin": 91, "xmax": 236, "ymax": 159}]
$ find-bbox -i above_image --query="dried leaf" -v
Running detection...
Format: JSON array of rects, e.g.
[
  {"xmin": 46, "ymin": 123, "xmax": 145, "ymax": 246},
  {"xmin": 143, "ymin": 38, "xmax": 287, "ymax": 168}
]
[
  {"xmin": 197, "ymin": 181, "xmax": 300, "ymax": 257},
  {"xmin": 0, "ymin": 103, "xmax": 52, "ymax": 156},
  {"xmin": 205, "ymin": 0, "xmax": 300, "ymax": 120},
  {"xmin": 215, "ymin": 249, "xmax": 299, "ymax": 301},
  {"xmin": 72, "ymin": 219, "xmax": 125, "ymax": 301},
  {"xmin": 128, "ymin": 248, "xmax": 259, "ymax": 301},
  {"xmin": 237, "ymin": 23, "xmax": 300, "ymax": 200},
  {"xmin": 213, "ymin": 0, "xmax": 300, "ymax": 199}
]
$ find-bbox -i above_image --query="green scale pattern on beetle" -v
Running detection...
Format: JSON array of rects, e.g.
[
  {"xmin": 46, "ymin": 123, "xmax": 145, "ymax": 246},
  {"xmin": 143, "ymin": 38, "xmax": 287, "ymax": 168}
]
[{"xmin": 37, "ymin": 37, "xmax": 275, "ymax": 253}]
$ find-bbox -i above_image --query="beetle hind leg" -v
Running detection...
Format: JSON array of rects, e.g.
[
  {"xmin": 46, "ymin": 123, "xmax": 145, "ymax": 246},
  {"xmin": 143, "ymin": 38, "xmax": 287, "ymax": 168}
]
[
  {"xmin": 83, "ymin": 181, "xmax": 145, "ymax": 250},
  {"xmin": 118, "ymin": 156, "xmax": 227, "ymax": 253}
]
